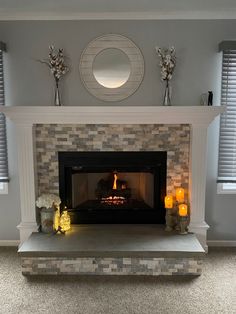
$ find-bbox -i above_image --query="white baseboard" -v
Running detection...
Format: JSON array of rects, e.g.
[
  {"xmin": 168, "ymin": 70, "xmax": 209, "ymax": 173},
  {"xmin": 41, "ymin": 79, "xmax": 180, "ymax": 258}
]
[
  {"xmin": 207, "ymin": 240, "xmax": 236, "ymax": 247},
  {"xmin": 0, "ymin": 240, "xmax": 20, "ymax": 246}
]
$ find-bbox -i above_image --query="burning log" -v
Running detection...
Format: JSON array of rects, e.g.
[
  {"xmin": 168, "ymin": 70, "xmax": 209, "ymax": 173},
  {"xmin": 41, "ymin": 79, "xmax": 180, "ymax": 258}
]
[{"xmin": 101, "ymin": 196, "xmax": 126, "ymax": 206}]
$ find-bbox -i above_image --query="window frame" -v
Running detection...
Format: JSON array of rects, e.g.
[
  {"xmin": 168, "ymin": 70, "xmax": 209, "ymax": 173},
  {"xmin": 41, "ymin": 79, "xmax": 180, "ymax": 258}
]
[
  {"xmin": 217, "ymin": 183, "xmax": 236, "ymax": 194},
  {"xmin": 217, "ymin": 41, "xmax": 236, "ymax": 194},
  {"xmin": 0, "ymin": 42, "xmax": 9, "ymax": 190},
  {"xmin": 0, "ymin": 182, "xmax": 8, "ymax": 194}
]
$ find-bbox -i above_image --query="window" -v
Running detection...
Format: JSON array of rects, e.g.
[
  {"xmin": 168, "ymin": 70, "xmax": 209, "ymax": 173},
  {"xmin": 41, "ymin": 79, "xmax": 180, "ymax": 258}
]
[
  {"xmin": 0, "ymin": 41, "xmax": 8, "ymax": 194},
  {"xmin": 218, "ymin": 41, "xmax": 236, "ymax": 193}
]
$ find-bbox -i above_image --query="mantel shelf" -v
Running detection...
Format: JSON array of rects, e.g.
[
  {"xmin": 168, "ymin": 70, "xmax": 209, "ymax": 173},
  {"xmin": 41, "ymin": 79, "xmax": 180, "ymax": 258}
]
[{"xmin": 0, "ymin": 105, "xmax": 225, "ymax": 126}]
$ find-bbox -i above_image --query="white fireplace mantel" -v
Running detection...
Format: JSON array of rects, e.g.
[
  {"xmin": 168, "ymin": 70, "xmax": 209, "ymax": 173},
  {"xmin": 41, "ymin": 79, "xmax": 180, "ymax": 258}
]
[
  {"xmin": 0, "ymin": 105, "xmax": 225, "ymax": 250},
  {"xmin": 0, "ymin": 105, "xmax": 224, "ymax": 126}
]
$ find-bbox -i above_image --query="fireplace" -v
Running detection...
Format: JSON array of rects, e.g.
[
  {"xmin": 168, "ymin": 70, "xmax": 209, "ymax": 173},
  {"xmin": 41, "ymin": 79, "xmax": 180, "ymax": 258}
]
[
  {"xmin": 0, "ymin": 106, "xmax": 223, "ymax": 247},
  {"xmin": 59, "ymin": 151, "xmax": 167, "ymax": 224}
]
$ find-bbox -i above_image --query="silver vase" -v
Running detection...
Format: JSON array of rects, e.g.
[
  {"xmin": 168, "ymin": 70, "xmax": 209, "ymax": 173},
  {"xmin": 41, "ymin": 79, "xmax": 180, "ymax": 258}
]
[
  {"xmin": 40, "ymin": 207, "xmax": 56, "ymax": 233},
  {"xmin": 54, "ymin": 81, "xmax": 62, "ymax": 106},
  {"xmin": 163, "ymin": 80, "xmax": 171, "ymax": 106}
]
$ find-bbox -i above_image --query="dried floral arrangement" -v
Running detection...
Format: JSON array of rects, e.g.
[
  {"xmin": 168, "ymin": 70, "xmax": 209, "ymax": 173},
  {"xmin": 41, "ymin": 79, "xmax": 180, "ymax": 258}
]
[
  {"xmin": 40, "ymin": 46, "xmax": 69, "ymax": 84},
  {"xmin": 155, "ymin": 46, "xmax": 176, "ymax": 105},
  {"xmin": 36, "ymin": 194, "xmax": 61, "ymax": 210},
  {"xmin": 39, "ymin": 46, "xmax": 69, "ymax": 106},
  {"xmin": 155, "ymin": 47, "xmax": 176, "ymax": 81}
]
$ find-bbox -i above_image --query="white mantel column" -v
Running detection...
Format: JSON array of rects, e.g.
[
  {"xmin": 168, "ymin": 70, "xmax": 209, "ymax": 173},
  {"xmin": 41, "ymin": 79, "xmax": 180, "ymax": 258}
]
[
  {"xmin": 16, "ymin": 124, "xmax": 39, "ymax": 245},
  {"xmin": 189, "ymin": 124, "xmax": 209, "ymax": 250}
]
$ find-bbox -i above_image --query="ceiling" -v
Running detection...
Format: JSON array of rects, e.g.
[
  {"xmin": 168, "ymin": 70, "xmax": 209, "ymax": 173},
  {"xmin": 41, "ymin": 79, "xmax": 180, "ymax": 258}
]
[{"xmin": 0, "ymin": 0, "xmax": 235, "ymax": 20}]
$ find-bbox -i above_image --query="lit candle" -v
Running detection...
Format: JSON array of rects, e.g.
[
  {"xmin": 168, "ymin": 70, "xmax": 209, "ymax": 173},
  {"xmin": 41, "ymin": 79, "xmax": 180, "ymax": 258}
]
[
  {"xmin": 165, "ymin": 195, "xmax": 173, "ymax": 209},
  {"xmin": 176, "ymin": 188, "xmax": 184, "ymax": 202},
  {"xmin": 178, "ymin": 204, "xmax": 188, "ymax": 217}
]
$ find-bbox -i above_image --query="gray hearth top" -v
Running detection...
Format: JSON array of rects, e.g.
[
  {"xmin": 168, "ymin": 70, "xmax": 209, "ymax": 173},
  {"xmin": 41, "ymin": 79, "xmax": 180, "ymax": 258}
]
[{"xmin": 18, "ymin": 225, "xmax": 205, "ymax": 258}]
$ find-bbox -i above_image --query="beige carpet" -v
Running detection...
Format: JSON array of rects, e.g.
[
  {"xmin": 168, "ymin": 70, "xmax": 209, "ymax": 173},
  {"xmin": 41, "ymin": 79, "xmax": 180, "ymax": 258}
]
[{"xmin": 0, "ymin": 247, "xmax": 235, "ymax": 314}]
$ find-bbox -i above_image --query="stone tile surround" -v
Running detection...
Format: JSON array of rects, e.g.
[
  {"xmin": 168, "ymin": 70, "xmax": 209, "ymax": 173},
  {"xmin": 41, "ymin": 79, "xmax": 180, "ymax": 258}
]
[
  {"xmin": 22, "ymin": 256, "xmax": 202, "ymax": 276},
  {"xmin": 35, "ymin": 124, "xmax": 190, "ymax": 196}
]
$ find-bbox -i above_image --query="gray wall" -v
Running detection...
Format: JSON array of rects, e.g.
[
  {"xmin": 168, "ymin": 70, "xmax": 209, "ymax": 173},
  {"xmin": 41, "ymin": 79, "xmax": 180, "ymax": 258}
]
[{"xmin": 0, "ymin": 20, "xmax": 235, "ymax": 240}]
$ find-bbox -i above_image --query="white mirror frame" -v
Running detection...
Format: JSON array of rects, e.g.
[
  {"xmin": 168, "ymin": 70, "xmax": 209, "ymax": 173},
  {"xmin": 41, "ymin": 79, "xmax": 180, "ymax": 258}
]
[{"xmin": 79, "ymin": 34, "xmax": 145, "ymax": 102}]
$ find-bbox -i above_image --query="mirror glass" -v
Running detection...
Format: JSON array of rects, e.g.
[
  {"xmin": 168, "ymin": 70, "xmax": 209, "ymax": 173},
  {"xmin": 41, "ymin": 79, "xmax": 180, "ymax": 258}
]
[{"xmin": 92, "ymin": 48, "xmax": 131, "ymax": 89}]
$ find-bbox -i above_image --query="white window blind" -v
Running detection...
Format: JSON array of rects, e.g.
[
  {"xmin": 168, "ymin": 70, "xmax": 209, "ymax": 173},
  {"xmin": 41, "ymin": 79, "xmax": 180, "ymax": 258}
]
[
  {"xmin": 218, "ymin": 41, "xmax": 236, "ymax": 183},
  {"xmin": 0, "ymin": 42, "xmax": 8, "ymax": 183}
]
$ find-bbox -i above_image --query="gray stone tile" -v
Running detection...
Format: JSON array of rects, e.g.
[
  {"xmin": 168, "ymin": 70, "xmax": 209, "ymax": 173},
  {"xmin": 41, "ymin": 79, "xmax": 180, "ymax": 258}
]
[{"xmin": 35, "ymin": 124, "xmax": 190, "ymax": 196}]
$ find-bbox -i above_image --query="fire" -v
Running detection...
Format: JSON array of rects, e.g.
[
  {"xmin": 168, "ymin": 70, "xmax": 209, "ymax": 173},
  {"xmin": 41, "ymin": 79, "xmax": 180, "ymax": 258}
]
[
  {"xmin": 98, "ymin": 172, "xmax": 129, "ymax": 206},
  {"xmin": 113, "ymin": 173, "xmax": 118, "ymax": 190}
]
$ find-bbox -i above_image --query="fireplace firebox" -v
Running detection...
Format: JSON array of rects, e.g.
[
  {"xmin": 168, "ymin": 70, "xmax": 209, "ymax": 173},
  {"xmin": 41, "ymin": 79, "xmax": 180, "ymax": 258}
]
[{"xmin": 59, "ymin": 152, "xmax": 167, "ymax": 224}]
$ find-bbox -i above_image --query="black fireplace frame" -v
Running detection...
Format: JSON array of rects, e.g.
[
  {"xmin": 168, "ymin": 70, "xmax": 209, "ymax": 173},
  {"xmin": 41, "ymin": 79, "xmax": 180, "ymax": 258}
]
[{"xmin": 58, "ymin": 151, "xmax": 167, "ymax": 224}]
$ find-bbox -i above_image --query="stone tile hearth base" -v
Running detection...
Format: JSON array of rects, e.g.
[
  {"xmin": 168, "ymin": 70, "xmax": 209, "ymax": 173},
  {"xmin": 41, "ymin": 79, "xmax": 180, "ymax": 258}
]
[{"xmin": 22, "ymin": 257, "xmax": 202, "ymax": 276}]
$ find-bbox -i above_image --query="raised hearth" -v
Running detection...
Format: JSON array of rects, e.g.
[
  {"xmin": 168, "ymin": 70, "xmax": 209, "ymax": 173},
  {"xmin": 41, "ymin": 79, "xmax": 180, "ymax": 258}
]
[{"xmin": 18, "ymin": 225, "xmax": 205, "ymax": 276}]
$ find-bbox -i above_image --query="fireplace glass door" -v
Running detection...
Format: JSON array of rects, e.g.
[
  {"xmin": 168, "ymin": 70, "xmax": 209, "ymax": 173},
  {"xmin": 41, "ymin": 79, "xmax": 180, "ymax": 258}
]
[{"xmin": 59, "ymin": 152, "xmax": 166, "ymax": 224}]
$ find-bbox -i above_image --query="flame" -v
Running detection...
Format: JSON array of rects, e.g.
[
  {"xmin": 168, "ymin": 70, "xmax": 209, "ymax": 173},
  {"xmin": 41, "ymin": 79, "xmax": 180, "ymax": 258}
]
[{"xmin": 113, "ymin": 173, "xmax": 118, "ymax": 190}]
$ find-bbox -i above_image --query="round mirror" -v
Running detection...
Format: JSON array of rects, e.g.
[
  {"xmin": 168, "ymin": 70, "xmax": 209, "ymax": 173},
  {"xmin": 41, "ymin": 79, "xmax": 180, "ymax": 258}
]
[
  {"xmin": 93, "ymin": 48, "xmax": 131, "ymax": 89},
  {"xmin": 79, "ymin": 34, "xmax": 144, "ymax": 102}
]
